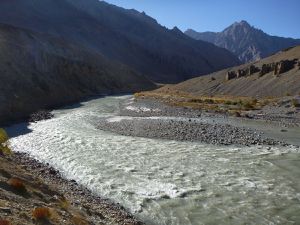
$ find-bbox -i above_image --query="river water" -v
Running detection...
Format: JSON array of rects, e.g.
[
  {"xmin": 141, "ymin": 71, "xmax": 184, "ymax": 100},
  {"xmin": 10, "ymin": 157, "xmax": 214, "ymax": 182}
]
[{"xmin": 6, "ymin": 96, "xmax": 300, "ymax": 225}]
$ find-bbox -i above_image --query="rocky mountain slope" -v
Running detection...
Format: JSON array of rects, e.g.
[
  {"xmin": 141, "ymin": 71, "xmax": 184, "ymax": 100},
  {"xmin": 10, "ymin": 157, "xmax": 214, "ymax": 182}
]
[
  {"xmin": 0, "ymin": 23, "xmax": 155, "ymax": 125},
  {"xmin": 155, "ymin": 45, "xmax": 300, "ymax": 98},
  {"xmin": 185, "ymin": 21, "xmax": 300, "ymax": 63},
  {"xmin": 0, "ymin": 0, "xmax": 239, "ymax": 83}
]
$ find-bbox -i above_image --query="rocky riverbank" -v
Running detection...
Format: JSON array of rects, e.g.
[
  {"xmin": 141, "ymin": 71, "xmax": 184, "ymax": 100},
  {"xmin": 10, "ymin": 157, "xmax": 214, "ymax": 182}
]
[
  {"xmin": 97, "ymin": 97, "xmax": 299, "ymax": 147},
  {"xmin": 0, "ymin": 152, "xmax": 143, "ymax": 225}
]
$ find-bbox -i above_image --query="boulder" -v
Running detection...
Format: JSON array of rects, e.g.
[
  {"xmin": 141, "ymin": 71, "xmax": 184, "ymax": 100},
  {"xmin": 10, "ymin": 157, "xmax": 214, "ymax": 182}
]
[
  {"xmin": 248, "ymin": 65, "xmax": 259, "ymax": 75},
  {"xmin": 237, "ymin": 69, "xmax": 246, "ymax": 78},
  {"xmin": 274, "ymin": 60, "xmax": 295, "ymax": 75},
  {"xmin": 226, "ymin": 71, "xmax": 237, "ymax": 80},
  {"xmin": 259, "ymin": 63, "xmax": 275, "ymax": 76}
]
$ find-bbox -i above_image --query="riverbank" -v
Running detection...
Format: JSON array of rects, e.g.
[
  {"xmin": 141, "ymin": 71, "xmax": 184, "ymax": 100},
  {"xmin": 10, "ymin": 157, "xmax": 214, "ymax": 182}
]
[
  {"xmin": 3, "ymin": 95, "xmax": 300, "ymax": 225},
  {"xmin": 0, "ymin": 152, "xmax": 143, "ymax": 225},
  {"xmin": 97, "ymin": 96, "xmax": 300, "ymax": 146}
]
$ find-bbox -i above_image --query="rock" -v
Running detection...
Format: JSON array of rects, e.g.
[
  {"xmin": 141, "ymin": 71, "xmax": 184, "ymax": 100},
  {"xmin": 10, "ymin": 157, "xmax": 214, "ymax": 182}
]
[
  {"xmin": 0, "ymin": 207, "xmax": 12, "ymax": 214},
  {"xmin": 259, "ymin": 63, "xmax": 275, "ymax": 76},
  {"xmin": 274, "ymin": 60, "xmax": 295, "ymax": 75},
  {"xmin": 237, "ymin": 69, "xmax": 247, "ymax": 78},
  {"xmin": 248, "ymin": 65, "xmax": 259, "ymax": 75},
  {"xmin": 29, "ymin": 110, "xmax": 54, "ymax": 123},
  {"xmin": 226, "ymin": 71, "xmax": 237, "ymax": 80}
]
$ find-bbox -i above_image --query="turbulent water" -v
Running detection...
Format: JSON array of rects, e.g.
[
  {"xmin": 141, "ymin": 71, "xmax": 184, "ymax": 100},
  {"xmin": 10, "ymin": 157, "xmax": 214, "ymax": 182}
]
[{"xmin": 6, "ymin": 96, "xmax": 300, "ymax": 225}]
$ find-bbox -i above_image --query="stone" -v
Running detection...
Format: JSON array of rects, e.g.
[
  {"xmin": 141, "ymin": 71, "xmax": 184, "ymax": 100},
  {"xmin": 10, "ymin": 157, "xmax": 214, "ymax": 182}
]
[
  {"xmin": 259, "ymin": 63, "xmax": 275, "ymax": 76},
  {"xmin": 237, "ymin": 69, "xmax": 246, "ymax": 78},
  {"xmin": 226, "ymin": 71, "xmax": 237, "ymax": 80},
  {"xmin": 248, "ymin": 65, "xmax": 259, "ymax": 75},
  {"xmin": 274, "ymin": 60, "xmax": 295, "ymax": 75}
]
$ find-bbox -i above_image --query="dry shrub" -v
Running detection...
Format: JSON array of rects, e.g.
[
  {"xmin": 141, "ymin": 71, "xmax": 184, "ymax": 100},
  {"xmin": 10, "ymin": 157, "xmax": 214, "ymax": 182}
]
[
  {"xmin": 0, "ymin": 219, "xmax": 11, "ymax": 225},
  {"xmin": 59, "ymin": 196, "xmax": 70, "ymax": 210},
  {"xmin": 71, "ymin": 215, "xmax": 89, "ymax": 225},
  {"xmin": 7, "ymin": 178, "xmax": 26, "ymax": 192},
  {"xmin": 32, "ymin": 207, "xmax": 51, "ymax": 221}
]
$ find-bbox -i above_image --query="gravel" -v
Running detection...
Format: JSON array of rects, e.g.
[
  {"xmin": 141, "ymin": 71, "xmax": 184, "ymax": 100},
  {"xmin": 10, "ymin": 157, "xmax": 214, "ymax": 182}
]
[{"xmin": 97, "ymin": 98, "xmax": 297, "ymax": 146}]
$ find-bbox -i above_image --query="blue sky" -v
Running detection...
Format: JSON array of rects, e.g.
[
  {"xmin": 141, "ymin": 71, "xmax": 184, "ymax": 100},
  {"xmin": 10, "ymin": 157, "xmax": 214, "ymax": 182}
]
[{"xmin": 104, "ymin": 0, "xmax": 300, "ymax": 38}]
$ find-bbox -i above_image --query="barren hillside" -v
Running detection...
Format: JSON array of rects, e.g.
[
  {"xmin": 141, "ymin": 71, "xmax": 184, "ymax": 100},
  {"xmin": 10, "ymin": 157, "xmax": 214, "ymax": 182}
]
[{"xmin": 158, "ymin": 46, "xmax": 300, "ymax": 98}]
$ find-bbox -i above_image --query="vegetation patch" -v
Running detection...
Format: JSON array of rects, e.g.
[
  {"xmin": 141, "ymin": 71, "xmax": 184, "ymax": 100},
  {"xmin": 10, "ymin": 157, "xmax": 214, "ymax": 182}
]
[
  {"xmin": 7, "ymin": 177, "xmax": 27, "ymax": 193},
  {"xmin": 0, "ymin": 129, "xmax": 12, "ymax": 155},
  {"xmin": 32, "ymin": 207, "xmax": 52, "ymax": 221},
  {"xmin": 0, "ymin": 219, "xmax": 11, "ymax": 225}
]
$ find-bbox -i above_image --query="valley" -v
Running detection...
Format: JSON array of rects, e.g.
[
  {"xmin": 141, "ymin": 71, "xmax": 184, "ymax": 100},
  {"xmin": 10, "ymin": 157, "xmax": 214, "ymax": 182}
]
[{"xmin": 0, "ymin": 1, "xmax": 299, "ymax": 225}]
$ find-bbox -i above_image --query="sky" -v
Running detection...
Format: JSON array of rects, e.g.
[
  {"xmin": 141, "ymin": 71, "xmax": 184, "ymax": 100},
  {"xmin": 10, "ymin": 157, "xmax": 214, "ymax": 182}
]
[{"xmin": 104, "ymin": 0, "xmax": 300, "ymax": 39}]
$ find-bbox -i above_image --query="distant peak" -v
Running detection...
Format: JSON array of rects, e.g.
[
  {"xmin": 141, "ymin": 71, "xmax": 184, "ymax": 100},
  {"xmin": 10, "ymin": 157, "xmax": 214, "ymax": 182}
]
[
  {"xmin": 239, "ymin": 20, "xmax": 250, "ymax": 25},
  {"xmin": 172, "ymin": 26, "xmax": 182, "ymax": 34},
  {"xmin": 232, "ymin": 20, "xmax": 251, "ymax": 28}
]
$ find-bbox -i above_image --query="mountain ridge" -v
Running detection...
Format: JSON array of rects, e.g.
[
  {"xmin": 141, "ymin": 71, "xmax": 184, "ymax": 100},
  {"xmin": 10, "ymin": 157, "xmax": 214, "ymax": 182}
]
[
  {"xmin": 0, "ymin": 0, "xmax": 240, "ymax": 83},
  {"xmin": 185, "ymin": 21, "xmax": 300, "ymax": 62}
]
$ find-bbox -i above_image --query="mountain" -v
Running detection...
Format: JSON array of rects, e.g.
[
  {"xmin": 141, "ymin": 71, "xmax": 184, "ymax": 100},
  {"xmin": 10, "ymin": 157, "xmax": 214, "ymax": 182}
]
[
  {"xmin": 154, "ymin": 46, "xmax": 300, "ymax": 98},
  {"xmin": 185, "ymin": 20, "xmax": 300, "ymax": 63},
  {"xmin": 0, "ymin": 0, "xmax": 240, "ymax": 83},
  {"xmin": 0, "ymin": 23, "xmax": 155, "ymax": 125}
]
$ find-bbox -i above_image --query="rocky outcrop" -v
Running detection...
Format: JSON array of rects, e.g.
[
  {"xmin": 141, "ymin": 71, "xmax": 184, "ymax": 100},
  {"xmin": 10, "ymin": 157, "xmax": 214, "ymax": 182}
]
[
  {"xmin": 227, "ymin": 65, "xmax": 259, "ymax": 80},
  {"xmin": 167, "ymin": 46, "xmax": 300, "ymax": 98},
  {"xmin": 227, "ymin": 59, "xmax": 299, "ymax": 81},
  {"xmin": 274, "ymin": 60, "xmax": 296, "ymax": 75},
  {"xmin": 260, "ymin": 63, "xmax": 276, "ymax": 76},
  {"xmin": 226, "ymin": 71, "xmax": 237, "ymax": 80}
]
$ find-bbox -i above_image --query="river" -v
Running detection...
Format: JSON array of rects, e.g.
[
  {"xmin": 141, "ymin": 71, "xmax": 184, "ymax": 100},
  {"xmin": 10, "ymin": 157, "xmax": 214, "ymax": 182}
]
[{"xmin": 6, "ymin": 96, "xmax": 300, "ymax": 225}]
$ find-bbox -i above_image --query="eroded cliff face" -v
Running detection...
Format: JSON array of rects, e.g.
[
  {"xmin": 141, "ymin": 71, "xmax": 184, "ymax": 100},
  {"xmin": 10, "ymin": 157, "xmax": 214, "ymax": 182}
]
[{"xmin": 0, "ymin": 24, "xmax": 155, "ymax": 125}]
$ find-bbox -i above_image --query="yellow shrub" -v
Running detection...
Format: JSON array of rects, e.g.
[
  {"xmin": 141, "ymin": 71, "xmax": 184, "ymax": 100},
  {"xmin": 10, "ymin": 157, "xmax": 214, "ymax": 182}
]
[
  {"xmin": 0, "ymin": 128, "xmax": 8, "ymax": 144},
  {"xmin": 0, "ymin": 128, "xmax": 11, "ymax": 155}
]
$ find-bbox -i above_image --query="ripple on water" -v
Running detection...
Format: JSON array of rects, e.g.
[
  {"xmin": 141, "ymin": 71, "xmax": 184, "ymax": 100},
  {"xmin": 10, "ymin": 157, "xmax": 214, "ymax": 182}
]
[{"xmin": 6, "ymin": 96, "xmax": 300, "ymax": 225}]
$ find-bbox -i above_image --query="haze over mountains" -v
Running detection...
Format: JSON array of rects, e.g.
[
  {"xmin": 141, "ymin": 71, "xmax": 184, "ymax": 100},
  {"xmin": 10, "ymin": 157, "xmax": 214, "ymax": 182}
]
[{"xmin": 185, "ymin": 21, "xmax": 300, "ymax": 63}]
